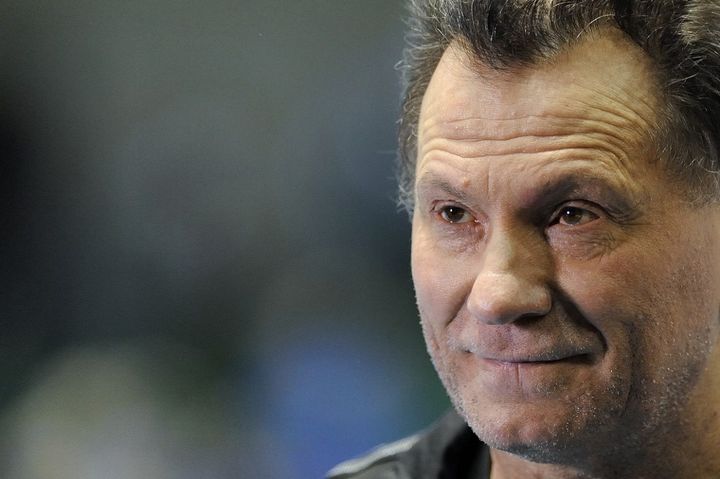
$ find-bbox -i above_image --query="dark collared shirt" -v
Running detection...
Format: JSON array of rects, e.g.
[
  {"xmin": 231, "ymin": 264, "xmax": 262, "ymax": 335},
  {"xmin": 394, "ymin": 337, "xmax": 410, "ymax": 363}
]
[{"xmin": 327, "ymin": 411, "xmax": 490, "ymax": 479}]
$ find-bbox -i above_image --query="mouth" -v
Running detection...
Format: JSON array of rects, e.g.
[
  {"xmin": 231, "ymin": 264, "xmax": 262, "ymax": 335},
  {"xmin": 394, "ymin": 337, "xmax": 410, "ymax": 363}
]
[
  {"xmin": 456, "ymin": 348, "xmax": 598, "ymax": 398},
  {"xmin": 480, "ymin": 353, "xmax": 592, "ymax": 367}
]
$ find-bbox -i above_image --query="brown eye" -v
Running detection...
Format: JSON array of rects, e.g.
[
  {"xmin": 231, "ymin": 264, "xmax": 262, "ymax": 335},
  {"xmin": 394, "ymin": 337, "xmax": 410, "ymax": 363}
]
[
  {"xmin": 439, "ymin": 205, "xmax": 473, "ymax": 224},
  {"xmin": 557, "ymin": 206, "xmax": 598, "ymax": 226}
]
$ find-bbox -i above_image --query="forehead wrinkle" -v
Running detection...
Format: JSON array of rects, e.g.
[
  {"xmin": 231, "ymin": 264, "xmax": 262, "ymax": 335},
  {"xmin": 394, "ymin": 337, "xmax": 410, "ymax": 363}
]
[
  {"xmin": 420, "ymin": 66, "xmax": 658, "ymax": 139},
  {"xmin": 418, "ymin": 43, "xmax": 662, "ymax": 160},
  {"xmin": 418, "ymin": 129, "xmax": 636, "ymax": 179},
  {"xmin": 421, "ymin": 113, "xmax": 640, "ymax": 138},
  {"xmin": 419, "ymin": 109, "xmax": 650, "ymax": 154},
  {"xmin": 418, "ymin": 144, "xmax": 633, "ymax": 179},
  {"xmin": 417, "ymin": 98, "xmax": 649, "ymax": 186},
  {"xmin": 420, "ymin": 79, "xmax": 656, "ymax": 130},
  {"xmin": 421, "ymin": 123, "xmax": 638, "ymax": 157},
  {"xmin": 567, "ymin": 87, "xmax": 658, "ymax": 146},
  {"xmin": 518, "ymin": 156, "xmax": 633, "ymax": 188}
]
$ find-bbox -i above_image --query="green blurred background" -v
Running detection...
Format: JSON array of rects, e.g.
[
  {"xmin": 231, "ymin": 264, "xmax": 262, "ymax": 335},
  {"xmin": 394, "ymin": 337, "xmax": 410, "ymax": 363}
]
[{"xmin": 0, "ymin": 1, "xmax": 448, "ymax": 477}]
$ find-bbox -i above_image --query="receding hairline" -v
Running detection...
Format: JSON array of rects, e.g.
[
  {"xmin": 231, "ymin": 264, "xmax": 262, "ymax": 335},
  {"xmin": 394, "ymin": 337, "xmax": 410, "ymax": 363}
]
[{"xmin": 441, "ymin": 24, "xmax": 664, "ymax": 99}]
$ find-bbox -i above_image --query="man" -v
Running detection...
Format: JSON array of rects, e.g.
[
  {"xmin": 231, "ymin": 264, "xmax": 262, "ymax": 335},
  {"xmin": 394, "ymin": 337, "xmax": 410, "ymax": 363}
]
[{"xmin": 328, "ymin": 0, "xmax": 720, "ymax": 478}]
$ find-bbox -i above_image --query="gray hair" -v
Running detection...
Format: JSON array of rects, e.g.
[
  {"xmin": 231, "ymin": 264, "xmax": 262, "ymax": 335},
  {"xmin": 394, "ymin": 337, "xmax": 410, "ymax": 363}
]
[{"xmin": 397, "ymin": 0, "xmax": 720, "ymax": 213}]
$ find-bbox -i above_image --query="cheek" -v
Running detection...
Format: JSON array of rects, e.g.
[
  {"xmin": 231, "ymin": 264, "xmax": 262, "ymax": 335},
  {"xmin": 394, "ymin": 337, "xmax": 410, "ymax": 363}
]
[
  {"xmin": 411, "ymin": 229, "xmax": 476, "ymax": 349},
  {"xmin": 412, "ymin": 229, "xmax": 480, "ymax": 372},
  {"xmin": 558, "ymin": 226, "xmax": 720, "ymax": 376}
]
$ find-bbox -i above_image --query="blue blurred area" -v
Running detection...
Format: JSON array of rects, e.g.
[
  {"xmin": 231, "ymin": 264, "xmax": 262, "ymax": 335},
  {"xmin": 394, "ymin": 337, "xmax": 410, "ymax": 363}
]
[{"xmin": 0, "ymin": 1, "xmax": 448, "ymax": 477}]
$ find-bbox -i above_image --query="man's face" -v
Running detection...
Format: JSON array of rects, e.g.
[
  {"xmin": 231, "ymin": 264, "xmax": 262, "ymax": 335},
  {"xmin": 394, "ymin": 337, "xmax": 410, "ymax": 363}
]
[{"xmin": 411, "ymin": 32, "xmax": 720, "ymax": 460}]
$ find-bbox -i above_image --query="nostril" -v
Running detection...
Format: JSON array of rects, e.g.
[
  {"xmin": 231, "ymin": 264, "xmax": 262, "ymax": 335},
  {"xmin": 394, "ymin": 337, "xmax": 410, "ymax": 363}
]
[{"xmin": 467, "ymin": 271, "xmax": 551, "ymax": 325}]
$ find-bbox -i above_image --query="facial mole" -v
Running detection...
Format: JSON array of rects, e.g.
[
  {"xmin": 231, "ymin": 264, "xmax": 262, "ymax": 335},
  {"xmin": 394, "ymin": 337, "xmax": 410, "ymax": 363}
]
[{"xmin": 461, "ymin": 177, "xmax": 471, "ymax": 189}]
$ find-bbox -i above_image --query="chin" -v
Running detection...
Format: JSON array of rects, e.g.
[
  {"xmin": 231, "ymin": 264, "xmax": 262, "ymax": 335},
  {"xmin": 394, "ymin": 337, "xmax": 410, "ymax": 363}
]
[
  {"xmin": 454, "ymin": 396, "xmax": 620, "ymax": 464},
  {"xmin": 470, "ymin": 419, "xmax": 593, "ymax": 465}
]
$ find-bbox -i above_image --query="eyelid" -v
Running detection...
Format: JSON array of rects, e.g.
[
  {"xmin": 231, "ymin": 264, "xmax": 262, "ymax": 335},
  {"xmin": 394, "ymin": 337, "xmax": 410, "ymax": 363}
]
[
  {"xmin": 430, "ymin": 200, "xmax": 464, "ymax": 213},
  {"xmin": 432, "ymin": 201, "xmax": 478, "ymax": 224},
  {"xmin": 549, "ymin": 201, "xmax": 603, "ymax": 225}
]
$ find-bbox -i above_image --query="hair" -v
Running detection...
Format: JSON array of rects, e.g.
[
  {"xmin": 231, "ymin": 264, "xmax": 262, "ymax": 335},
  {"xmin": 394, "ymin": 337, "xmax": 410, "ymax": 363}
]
[{"xmin": 396, "ymin": 0, "xmax": 720, "ymax": 213}]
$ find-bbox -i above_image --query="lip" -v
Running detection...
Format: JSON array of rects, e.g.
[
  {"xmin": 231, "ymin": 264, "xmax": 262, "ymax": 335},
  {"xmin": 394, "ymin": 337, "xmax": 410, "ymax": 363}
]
[
  {"xmin": 479, "ymin": 354, "xmax": 591, "ymax": 366},
  {"xmin": 462, "ymin": 343, "xmax": 595, "ymax": 363},
  {"xmin": 466, "ymin": 353, "xmax": 596, "ymax": 399}
]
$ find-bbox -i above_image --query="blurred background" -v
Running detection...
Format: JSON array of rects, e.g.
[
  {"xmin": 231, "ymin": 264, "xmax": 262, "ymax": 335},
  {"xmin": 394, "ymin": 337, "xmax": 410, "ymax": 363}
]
[{"xmin": 0, "ymin": 1, "xmax": 449, "ymax": 477}]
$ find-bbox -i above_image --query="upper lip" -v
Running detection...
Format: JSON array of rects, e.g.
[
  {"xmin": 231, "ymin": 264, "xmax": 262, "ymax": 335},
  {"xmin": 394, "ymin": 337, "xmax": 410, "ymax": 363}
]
[
  {"xmin": 471, "ymin": 348, "xmax": 591, "ymax": 363},
  {"xmin": 456, "ymin": 324, "xmax": 602, "ymax": 363},
  {"xmin": 457, "ymin": 331, "xmax": 599, "ymax": 363},
  {"xmin": 484, "ymin": 356, "xmax": 584, "ymax": 363}
]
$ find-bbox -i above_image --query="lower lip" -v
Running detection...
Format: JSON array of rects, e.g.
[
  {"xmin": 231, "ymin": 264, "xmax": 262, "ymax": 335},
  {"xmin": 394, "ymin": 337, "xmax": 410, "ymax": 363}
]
[
  {"xmin": 471, "ymin": 356, "xmax": 591, "ymax": 396},
  {"xmin": 482, "ymin": 357, "xmax": 580, "ymax": 368}
]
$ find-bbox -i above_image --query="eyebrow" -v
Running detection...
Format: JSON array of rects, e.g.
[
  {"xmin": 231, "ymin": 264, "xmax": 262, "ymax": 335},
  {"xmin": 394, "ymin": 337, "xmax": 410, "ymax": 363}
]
[
  {"xmin": 415, "ymin": 169, "xmax": 639, "ymax": 213},
  {"xmin": 415, "ymin": 172, "xmax": 472, "ymax": 203},
  {"xmin": 532, "ymin": 173, "xmax": 638, "ymax": 212}
]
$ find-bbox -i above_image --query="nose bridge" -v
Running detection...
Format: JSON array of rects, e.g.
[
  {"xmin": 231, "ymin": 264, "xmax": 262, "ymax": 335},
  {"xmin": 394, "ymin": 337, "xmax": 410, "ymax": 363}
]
[{"xmin": 467, "ymin": 224, "xmax": 552, "ymax": 325}]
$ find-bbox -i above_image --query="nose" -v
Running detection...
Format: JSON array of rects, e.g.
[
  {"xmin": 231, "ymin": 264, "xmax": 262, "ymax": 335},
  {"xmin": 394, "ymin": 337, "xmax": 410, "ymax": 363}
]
[{"xmin": 466, "ymin": 229, "xmax": 552, "ymax": 325}]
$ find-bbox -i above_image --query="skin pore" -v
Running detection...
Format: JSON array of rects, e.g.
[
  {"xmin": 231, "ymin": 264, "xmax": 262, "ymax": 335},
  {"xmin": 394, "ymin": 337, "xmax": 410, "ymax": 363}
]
[{"xmin": 411, "ymin": 29, "xmax": 720, "ymax": 479}]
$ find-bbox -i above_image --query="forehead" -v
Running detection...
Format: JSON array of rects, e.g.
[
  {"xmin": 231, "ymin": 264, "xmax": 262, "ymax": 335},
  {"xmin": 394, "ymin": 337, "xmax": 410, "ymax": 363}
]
[
  {"xmin": 420, "ymin": 29, "xmax": 661, "ymax": 130},
  {"xmin": 416, "ymin": 30, "xmax": 663, "ymax": 185}
]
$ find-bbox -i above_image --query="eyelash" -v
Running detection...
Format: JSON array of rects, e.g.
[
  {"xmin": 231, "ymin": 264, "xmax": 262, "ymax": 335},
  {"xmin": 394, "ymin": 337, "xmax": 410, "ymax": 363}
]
[
  {"xmin": 437, "ymin": 205, "xmax": 475, "ymax": 224},
  {"xmin": 548, "ymin": 202, "xmax": 602, "ymax": 227},
  {"xmin": 432, "ymin": 202, "xmax": 475, "ymax": 224},
  {"xmin": 432, "ymin": 201, "xmax": 603, "ymax": 228}
]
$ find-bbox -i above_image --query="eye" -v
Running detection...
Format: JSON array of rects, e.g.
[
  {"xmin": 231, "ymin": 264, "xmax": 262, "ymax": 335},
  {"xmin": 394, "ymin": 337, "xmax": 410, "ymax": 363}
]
[
  {"xmin": 553, "ymin": 206, "xmax": 599, "ymax": 226},
  {"xmin": 438, "ymin": 205, "xmax": 474, "ymax": 224}
]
